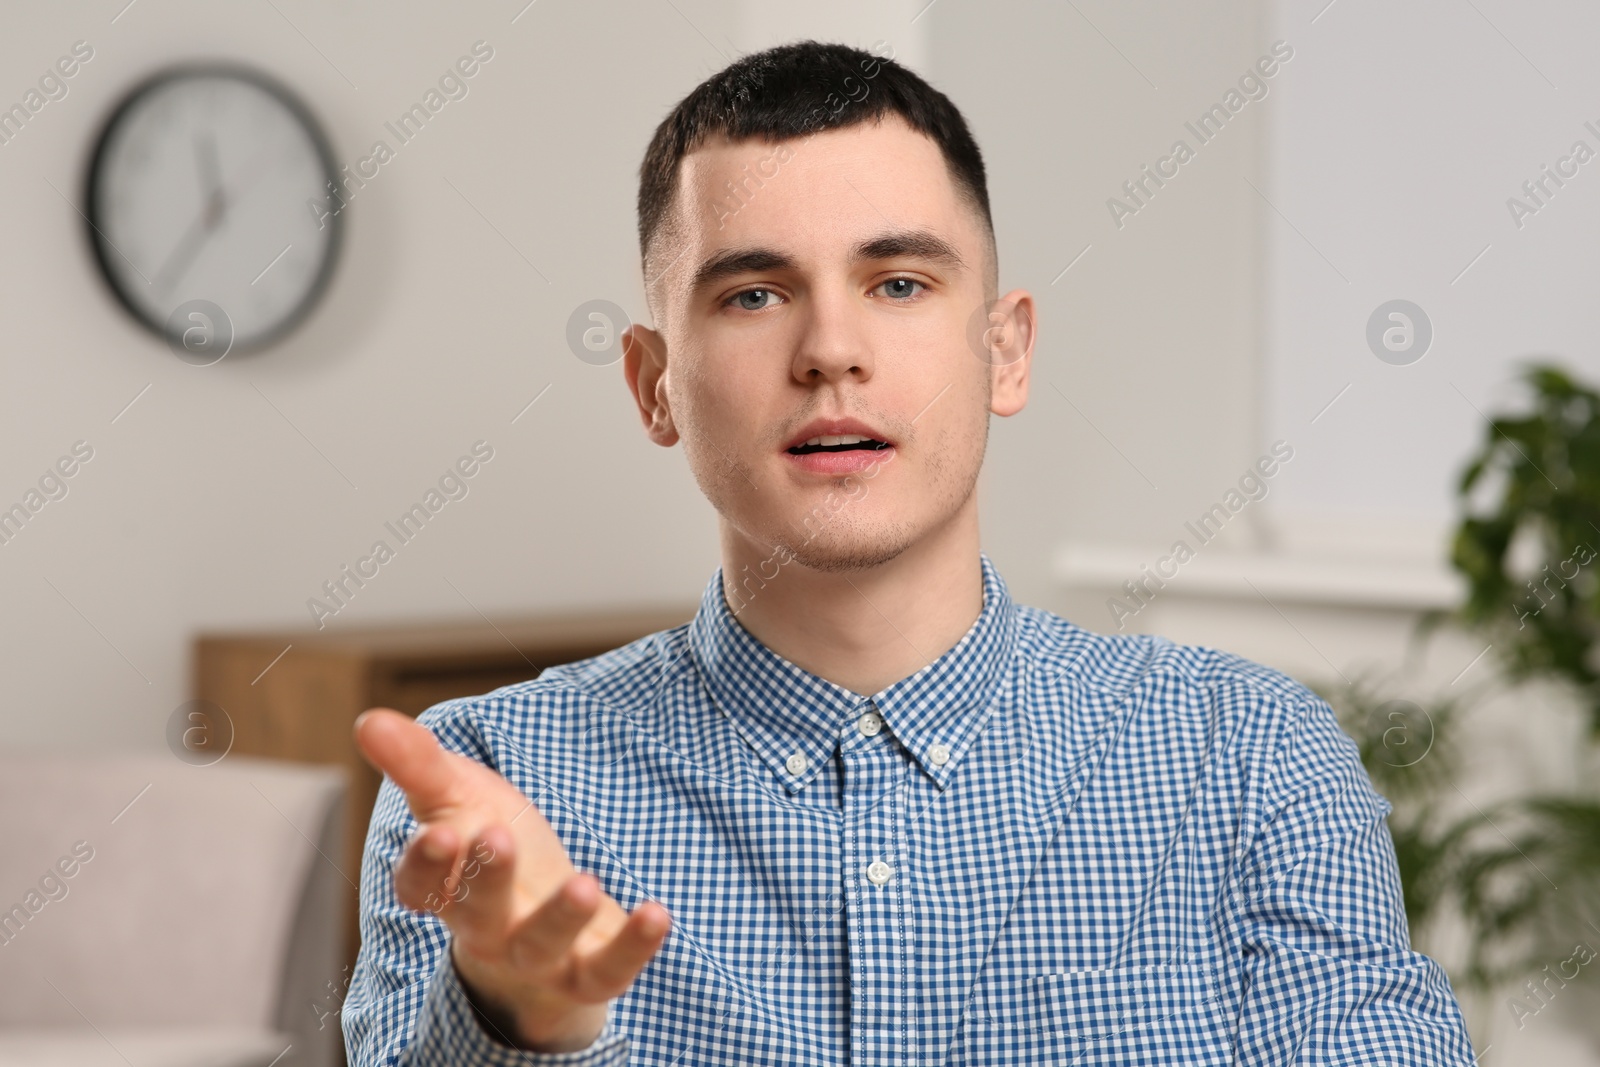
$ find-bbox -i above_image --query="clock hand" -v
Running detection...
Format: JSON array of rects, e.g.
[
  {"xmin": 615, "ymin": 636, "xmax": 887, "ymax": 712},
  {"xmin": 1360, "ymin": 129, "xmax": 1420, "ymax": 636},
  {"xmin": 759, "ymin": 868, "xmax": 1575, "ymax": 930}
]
[
  {"xmin": 152, "ymin": 210, "xmax": 214, "ymax": 295},
  {"xmin": 153, "ymin": 139, "xmax": 309, "ymax": 297},
  {"xmin": 195, "ymin": 131, "xmax": 225, "ymax": 229},
  {"xmin": 153, "ymin": 130, "xmax": 231, "ymax": 294},
  {"xmin": 152, "ymin": 140, "xmax": 257, "ymax": 294}
]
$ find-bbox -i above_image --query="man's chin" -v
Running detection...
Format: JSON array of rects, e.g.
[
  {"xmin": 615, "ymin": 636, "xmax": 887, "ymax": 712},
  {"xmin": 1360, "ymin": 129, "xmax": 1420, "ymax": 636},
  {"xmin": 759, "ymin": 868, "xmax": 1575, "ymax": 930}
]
[{"xmin": 774, "ymin": 527, "xmax": 917, "ymax": 575}]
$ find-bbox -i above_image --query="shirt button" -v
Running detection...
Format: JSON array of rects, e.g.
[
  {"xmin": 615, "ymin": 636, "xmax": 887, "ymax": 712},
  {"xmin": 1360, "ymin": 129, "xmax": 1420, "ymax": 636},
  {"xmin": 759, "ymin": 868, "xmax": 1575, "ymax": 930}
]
[
  {"xmin": 929, "ymin": 743, "xmax": 950, "ymax": 766},
  {"xmin": 857, "ymin": 711, "xmax": 883, "ymax": 737},
  {"xmin": 785, "ymin": 753, "xmax": 809, "ymax": 775},
  {"xmin": 866, "ymin": 860, "xmax": 893, "ymax": 885}
]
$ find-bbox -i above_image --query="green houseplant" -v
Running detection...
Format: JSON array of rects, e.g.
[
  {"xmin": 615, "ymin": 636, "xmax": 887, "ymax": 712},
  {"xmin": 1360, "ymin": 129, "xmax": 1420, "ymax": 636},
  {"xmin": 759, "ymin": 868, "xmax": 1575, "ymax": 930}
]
[
  {"xmin": 1450, "ymin": 363, "xmax": 1600, "ymax": 735},
  {"xmin": 1319, "ymin": 363, "xmax": 1600, "ymax": 990},
  {"xmin": 1443, "ymin": 363, "xmax": 1600, "ymax": 985}
]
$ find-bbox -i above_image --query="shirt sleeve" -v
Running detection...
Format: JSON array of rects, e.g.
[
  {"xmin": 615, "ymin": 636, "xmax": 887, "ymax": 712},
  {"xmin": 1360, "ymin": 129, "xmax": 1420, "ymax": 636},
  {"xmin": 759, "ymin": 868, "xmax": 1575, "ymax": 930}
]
[
  {"xmin": 1231, "ymin": 692, "xmax": 1477, "ymax": 1065},
  {"xmin": 340, "ymin": 706, "xmax": 632, "ymax": 1067}
]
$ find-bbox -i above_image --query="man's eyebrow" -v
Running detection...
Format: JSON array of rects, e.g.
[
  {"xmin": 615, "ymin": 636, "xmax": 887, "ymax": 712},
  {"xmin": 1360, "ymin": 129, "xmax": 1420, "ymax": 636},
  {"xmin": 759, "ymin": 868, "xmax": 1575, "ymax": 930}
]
[
  {"xmin": 690, "ymin": 247, "xmax": 796, "ymax": 294},
  {"xmin": 688, "ymin": 229, "xmax": 968, "ymax": 294},
  {"xmin": 854, "ymin": 229, "xmax": 968, "ymax": 273}
]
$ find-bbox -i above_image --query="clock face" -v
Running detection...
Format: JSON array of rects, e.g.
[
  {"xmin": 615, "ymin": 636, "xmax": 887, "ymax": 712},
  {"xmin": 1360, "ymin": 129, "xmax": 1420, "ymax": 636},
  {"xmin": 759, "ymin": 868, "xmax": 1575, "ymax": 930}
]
[{"xmin": 86, "ymin": 65, "xmax": 340, "ymax": 355}]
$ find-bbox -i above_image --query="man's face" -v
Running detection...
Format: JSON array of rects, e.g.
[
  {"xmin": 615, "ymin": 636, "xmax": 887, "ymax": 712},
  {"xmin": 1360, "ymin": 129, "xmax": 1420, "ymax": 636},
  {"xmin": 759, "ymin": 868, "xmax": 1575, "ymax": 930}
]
[{"xmin": 625, "ymin": 114, "xmax": 1031, "ymax": 574}]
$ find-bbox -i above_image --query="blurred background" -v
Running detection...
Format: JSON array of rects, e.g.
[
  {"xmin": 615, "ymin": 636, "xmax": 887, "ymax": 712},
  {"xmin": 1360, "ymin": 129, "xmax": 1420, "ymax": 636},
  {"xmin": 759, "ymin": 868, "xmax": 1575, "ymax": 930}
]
[{"xmin": 3, "ymin": 0, "xmax": 1599, "ymax": 1063}]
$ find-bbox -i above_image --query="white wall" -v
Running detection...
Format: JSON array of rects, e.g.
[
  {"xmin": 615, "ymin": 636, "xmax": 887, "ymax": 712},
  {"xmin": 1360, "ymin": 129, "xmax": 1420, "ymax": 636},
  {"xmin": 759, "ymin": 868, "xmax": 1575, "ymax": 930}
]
[
  {"xmin": 934, "ymin": 0, "xmax": 1273, "ymax": 597},
  {"xmin": 1261, "ymin": 0, "xmax": 1600, "ymax": 553}
]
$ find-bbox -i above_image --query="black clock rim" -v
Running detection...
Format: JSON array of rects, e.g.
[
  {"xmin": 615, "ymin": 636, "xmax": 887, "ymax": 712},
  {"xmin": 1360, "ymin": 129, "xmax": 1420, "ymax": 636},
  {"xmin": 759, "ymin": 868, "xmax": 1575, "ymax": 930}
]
[{"xmin": 82, "ymin": 61, "xmax": 344, "ymax": 356}]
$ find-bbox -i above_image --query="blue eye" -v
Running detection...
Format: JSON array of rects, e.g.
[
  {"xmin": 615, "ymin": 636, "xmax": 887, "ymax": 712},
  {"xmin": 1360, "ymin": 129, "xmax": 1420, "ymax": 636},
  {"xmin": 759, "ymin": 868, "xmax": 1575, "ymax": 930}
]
[
  {"xmin": 879, "ymin": 277, "xmax": 926, "ymax": 300},
  {"xmin": 728, "ymin": 289, "xmax": 782, "ymax": 311}
]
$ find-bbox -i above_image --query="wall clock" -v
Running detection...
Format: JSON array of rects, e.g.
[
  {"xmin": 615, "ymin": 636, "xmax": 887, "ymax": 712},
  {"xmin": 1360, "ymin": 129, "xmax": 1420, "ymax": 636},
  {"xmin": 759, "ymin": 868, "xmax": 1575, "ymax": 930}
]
[{"xmin": 85, "ymin": 64, "xmax": 341, "ymax": 359}]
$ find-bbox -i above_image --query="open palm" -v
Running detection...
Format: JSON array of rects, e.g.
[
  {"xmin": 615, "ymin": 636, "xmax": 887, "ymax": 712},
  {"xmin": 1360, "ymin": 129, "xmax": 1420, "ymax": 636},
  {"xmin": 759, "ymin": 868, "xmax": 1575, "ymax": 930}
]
[{"xmin": 354, "ymin": 707, "xmax": 672, "ymax": 1052}]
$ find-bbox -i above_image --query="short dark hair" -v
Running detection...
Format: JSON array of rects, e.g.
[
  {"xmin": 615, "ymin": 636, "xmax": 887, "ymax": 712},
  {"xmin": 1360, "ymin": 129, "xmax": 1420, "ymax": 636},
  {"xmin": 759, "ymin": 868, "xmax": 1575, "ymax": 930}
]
[{"xmin": 636, "ymin": 39, "xmax": 997, "ymax": 314}]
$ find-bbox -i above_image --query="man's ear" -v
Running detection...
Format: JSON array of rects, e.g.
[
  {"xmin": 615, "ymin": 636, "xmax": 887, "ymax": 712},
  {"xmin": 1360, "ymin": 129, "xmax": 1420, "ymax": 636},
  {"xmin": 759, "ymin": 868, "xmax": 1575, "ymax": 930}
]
[
  {"xmin": 622, "ymin": 323, "xmax": 679, "ymax": 446},
  {"xmin": 985, "ymin": 289, "xmax": 1035, "ymax": 417}
]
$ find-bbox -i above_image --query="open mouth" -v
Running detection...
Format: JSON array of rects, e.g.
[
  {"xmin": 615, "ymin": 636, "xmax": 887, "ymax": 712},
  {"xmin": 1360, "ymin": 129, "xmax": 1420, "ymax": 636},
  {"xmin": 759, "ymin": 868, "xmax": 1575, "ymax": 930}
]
[{"xmin": 786, "ymin": 435, "xmax": 892, "ymax": 455}]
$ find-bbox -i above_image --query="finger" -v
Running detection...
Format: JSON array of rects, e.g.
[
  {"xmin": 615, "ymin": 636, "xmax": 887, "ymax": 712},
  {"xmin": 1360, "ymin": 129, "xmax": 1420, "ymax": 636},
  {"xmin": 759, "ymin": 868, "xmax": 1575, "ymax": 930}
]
[
  {"xmin": 393, "ymin": 822, "xmax": 461, "ymax": 915},
  {"xmin": 506, "ymin": 871, "xmax": 605, "ymax": 975},
  {"xmin": 354, "ymin": 709, "xmax": 462, "ymax": 818},
  {"xmin": 444, "ymin": 824, "xmax": 519, "ymax": 959},
  {"xmin": 567, "ymin": 900, "xmax": 673, "ymax": 1003}
]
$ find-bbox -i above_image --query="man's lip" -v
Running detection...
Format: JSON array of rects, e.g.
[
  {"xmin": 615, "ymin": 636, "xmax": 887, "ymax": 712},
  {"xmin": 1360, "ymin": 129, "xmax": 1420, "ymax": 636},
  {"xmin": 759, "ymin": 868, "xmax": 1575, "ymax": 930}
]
[
  {"xmin": 783, "ymin": 445, "xmax": 896, "ymax": 476},
  {"xmin": 781, "ymin": 417, "xmax": 894, "ymax": 452}
]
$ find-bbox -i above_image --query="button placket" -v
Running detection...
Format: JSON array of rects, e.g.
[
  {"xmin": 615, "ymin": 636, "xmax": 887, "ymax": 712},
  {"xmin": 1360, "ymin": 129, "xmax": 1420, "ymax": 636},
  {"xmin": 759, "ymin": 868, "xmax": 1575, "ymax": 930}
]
[{"xmin": 841, "ymin": 707, "xmax": 910, "ymax": 1066}]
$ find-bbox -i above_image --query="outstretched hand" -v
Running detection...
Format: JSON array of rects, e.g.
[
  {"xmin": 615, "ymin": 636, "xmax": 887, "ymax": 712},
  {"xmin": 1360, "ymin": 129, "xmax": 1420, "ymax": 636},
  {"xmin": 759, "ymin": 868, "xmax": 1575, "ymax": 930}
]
[{"xmin": 353, "ymin": 707, "xmax": 672, "ymax": 1052}]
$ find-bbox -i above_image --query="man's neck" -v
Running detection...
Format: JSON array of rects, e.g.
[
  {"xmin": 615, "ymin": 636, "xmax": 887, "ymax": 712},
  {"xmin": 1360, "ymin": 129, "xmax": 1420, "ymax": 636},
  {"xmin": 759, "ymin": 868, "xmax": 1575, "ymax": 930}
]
[{"xmin": 717, "ymin": 510, "xmax": 986, "ymax": 698}]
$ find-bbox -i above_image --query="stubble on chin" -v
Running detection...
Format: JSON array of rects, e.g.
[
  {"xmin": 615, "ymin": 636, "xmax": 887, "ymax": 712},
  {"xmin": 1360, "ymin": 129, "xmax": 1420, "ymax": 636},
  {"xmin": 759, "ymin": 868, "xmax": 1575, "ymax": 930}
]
[{"xmin": 773, "ymin": 514, "xmax": 921, "ymax": 574}]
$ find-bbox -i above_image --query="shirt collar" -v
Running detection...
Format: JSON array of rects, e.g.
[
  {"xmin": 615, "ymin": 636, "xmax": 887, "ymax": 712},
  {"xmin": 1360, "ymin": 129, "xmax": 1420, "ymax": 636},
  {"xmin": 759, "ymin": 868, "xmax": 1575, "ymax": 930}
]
[{"xmin": 688, "ymin": 551, "xmax": 1019, "ymax": 793}]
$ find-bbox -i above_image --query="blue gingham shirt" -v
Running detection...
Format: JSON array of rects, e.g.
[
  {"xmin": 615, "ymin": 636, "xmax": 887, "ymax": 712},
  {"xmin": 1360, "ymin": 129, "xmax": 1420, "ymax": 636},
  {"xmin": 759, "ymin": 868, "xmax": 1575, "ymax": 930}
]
[{"xmin": 342, "ymin": 552, "xmax": 1475, "ymax": 1065}]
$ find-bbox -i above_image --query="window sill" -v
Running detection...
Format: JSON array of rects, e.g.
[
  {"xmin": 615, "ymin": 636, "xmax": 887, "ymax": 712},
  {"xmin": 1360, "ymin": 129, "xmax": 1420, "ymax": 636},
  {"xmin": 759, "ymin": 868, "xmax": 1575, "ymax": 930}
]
[{"xmin": 1052, "ymin": 541, "xmax": 1464, "ymax": 612}]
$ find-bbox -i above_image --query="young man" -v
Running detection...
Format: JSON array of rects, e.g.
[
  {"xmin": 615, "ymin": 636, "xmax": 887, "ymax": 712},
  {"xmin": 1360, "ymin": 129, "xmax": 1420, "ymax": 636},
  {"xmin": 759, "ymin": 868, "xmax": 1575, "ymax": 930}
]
[{"xmin": 342, "ymin": 40, "xmax": 1475, "ymax": 1065}]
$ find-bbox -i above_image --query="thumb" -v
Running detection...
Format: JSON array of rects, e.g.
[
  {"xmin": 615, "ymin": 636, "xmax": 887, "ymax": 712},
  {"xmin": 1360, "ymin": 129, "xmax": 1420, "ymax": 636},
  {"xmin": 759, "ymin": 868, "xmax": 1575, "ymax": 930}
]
[{"xmin": 354, "ymin": 708, "xmax": 462, "ymax": 818}]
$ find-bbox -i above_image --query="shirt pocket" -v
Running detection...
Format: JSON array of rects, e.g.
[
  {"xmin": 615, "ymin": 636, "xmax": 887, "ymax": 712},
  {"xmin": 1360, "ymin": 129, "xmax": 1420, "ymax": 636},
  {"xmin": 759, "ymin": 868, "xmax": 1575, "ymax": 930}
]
[{"xmin": 992, "ymin": 963, "xmax": 1219, "ymax": 1039}]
